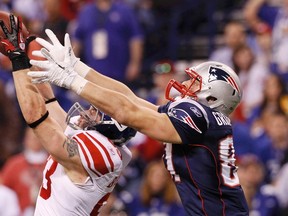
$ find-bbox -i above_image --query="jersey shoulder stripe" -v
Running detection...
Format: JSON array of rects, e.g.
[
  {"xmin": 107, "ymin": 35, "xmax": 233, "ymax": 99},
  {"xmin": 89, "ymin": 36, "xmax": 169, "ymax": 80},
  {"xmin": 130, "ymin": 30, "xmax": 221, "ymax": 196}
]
[
  {"xmin": 87, "ymin": 132, "xmax": 114, "ymax": 172},
  {"xmin": 74, "ymin": 133, "xmax": 114, "ymax": 175},
  {"xmin": 75, "ymin": 136, "xmax": 101, "ymax": 177}
]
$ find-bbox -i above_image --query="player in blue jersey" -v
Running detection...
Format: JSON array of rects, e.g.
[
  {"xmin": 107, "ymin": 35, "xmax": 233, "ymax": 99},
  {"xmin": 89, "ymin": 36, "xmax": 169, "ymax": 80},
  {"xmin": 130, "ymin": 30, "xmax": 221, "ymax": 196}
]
[
  {"xmin": 29, "ymin": 29, "xmax": 249, "ymax": 215},
  {"xmin": 72, "ymin": 0, "xmax": 143, "ymax": 85}
]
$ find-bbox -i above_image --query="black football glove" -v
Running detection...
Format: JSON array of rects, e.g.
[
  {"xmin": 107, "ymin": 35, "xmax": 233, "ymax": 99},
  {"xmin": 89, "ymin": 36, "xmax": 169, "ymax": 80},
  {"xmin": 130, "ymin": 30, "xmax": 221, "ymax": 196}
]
[{"xmin": 0, "ymin": 14, "xmax": 34, "ymax": 71}]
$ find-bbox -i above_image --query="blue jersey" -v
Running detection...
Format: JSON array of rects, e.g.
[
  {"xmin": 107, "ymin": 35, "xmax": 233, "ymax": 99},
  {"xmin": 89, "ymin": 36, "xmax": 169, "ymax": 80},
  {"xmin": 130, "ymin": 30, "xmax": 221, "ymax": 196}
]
[
  {"xmin": 158, "ymin": 98, "xmax": 249, "ymax": 215},
  {"xmin": 74, "ymin": 2, "xmax": 143, "ymax": 82}
]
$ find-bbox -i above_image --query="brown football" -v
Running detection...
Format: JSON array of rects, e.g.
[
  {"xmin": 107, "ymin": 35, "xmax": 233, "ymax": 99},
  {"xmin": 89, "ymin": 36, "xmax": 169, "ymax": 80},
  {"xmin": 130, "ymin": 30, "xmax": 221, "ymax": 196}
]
[{"xmin": 0, "ymin": 11, "xmax": 29, "ymax": 55}]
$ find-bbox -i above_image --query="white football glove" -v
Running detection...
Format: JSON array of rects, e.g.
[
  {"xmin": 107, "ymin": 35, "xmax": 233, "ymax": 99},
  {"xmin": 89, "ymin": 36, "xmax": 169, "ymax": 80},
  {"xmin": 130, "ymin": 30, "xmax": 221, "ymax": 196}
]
[
  {"xmin": 29, "ymin": 47, "xmax": 76, "ymax": 86},
  {"xmin": 29, "ymin": 46, "xmax": 87, "ymax": 94},
  {"xmin": 32, "ymin": 29, "xmax": 80, "ymax": 69}
]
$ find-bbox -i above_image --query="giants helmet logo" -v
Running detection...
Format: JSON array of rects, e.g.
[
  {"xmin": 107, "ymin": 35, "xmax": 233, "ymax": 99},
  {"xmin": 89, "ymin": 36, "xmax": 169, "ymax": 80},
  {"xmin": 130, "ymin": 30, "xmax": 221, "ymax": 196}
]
[{"xmin": 208, "ymin": 66, "xmax": 240, "ymax": 92}]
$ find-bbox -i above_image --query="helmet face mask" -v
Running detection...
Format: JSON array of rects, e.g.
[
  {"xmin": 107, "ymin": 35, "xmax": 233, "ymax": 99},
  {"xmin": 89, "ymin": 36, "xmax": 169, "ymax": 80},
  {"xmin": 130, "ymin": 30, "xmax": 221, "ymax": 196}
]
[
  {"xmin": 165, "ymin": 69, "xmax": 202, "ymax": 101},
  {"xmin": 165, "ymin": 61, "xmax": 242, "ymax": 116},
  {"xmin": 66, "ymin": 102, "xmax": 136, "ymax": 145},
  {"xmin": 66, "ymin": 102, "xmax": 103, "ymax": 130}
]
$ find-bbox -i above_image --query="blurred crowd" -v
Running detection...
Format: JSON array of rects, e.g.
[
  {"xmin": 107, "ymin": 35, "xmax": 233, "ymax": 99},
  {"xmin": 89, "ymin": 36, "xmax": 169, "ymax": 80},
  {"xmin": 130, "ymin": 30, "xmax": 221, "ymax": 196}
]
[{"xmin": 1, "ymin": 0, "xmax": 288, "ymax": 215}]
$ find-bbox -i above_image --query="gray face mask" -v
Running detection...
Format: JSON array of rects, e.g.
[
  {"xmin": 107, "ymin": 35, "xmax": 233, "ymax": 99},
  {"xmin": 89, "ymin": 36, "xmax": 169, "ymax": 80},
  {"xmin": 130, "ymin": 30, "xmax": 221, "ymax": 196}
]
[{"xmin": 66, "ymin": 102, "xmax": 103, "ymax": 130}]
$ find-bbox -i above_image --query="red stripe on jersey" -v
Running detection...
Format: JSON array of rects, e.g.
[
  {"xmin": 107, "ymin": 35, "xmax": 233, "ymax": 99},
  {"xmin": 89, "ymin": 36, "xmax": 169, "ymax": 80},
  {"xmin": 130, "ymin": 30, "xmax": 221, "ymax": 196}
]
[
  {"xmin": 185, "ymin": 116, "xmax": 201, "ymax": 133},
  {"xmin": 75, "ymin": 136, "xmax": 100, "ymax": 177},
  {"xmin": 76, "ymin": 133, "xmax": 110, "ymax": 175},
  {"xmin": 86, "ymin": 133, "xmax": 114, "ymax": 172},
  {"xmin": 90, "ymin": 193, "xmax": 110, "ymax": 216}
]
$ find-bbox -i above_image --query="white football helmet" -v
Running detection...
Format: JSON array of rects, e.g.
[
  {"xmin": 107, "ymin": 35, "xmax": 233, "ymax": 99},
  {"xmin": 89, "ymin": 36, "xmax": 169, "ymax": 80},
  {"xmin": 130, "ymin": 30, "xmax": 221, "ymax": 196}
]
[{"xmin": 165, "ymin": 61, "xmax": 242, "ymax": 116}]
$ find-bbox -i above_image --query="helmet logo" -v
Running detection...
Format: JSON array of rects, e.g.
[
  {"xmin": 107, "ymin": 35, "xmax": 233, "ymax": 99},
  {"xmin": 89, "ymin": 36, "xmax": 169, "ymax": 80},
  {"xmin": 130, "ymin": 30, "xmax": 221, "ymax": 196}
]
[
  {"xmin": 110, "ymin": 118, "xmax": 128, "ymax": 132},
  {"xmin": 168, "ymin": 108, "xmax": 202, "ymax": 133},
  {"xmin": 208, "ymin": 66, "xmax": 240, "ymax": 92}
]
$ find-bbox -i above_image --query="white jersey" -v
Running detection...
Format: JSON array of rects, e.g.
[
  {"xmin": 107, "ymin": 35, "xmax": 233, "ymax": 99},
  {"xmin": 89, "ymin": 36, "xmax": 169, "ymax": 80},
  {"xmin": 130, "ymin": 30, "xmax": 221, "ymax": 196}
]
[{"xmin": 34, "ymin": 130, "xmax": 125, "ymax": 216}]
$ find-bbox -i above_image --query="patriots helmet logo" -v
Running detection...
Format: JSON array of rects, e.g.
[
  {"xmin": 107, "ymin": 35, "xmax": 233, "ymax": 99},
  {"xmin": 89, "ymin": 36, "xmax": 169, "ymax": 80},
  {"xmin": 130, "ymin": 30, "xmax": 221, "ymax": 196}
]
[{"xmin": 208, "ymin": 66, "xmax": 240, "ymax": 92}]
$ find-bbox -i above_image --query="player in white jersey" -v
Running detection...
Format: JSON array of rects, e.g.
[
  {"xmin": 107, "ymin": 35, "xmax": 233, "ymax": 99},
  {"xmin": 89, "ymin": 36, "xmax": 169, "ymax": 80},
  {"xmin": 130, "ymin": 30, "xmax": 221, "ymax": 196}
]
[
  {"xmin": 33, "ymin": 101, "xmax": 135, "ymax": 216},
  {"xmin": 0, "ymin": 14, "xmax": 136, "ymax": 216}
]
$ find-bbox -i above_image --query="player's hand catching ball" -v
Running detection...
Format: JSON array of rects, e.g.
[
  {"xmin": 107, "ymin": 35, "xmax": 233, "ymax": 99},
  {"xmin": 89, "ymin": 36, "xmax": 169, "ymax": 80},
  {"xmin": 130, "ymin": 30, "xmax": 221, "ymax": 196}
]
[{"xmin": 0, "ymin": 13, "xmax": 34, "ymax": 71}]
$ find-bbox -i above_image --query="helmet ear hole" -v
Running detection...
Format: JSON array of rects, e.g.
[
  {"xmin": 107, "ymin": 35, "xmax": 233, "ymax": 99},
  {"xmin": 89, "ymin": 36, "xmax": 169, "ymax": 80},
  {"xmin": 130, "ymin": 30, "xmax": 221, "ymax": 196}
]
[{"xmin": 207, "ymin": 96, "xmax": 217, "ymax": 102}]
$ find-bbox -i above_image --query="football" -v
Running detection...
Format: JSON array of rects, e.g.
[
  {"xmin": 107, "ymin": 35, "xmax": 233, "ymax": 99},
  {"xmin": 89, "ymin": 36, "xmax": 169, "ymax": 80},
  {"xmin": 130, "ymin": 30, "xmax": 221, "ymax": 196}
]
[{"xmin": 0, "ymin": 11, "xmax": 29, "ymax": 55}]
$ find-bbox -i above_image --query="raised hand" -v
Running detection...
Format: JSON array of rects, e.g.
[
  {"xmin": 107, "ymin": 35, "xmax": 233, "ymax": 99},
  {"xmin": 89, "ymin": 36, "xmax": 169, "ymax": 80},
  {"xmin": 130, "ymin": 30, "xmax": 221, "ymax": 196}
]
[
  {"xmin": 33, "ymin": 29, "xmax": 79, "ymax": 70},
  {"xmin": 0, "ymin": 14, "xmax": 25, "ymax": 54},
  {"xmin": 29, "ymin": 46, "xmax": 78, "ymax": 88},
  {"xmin": 29, "ymin": 45, "xmax": 87, "ymax": 95},
  {"xmin": 0, "ymin": 14, "xmax": 33, "ymax": 70}
]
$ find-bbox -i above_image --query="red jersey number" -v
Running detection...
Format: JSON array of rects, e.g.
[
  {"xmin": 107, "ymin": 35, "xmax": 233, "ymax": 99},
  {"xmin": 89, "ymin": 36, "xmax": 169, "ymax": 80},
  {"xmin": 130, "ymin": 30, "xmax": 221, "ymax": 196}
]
[{"xmin": 40, "ymin": 158, "xmax": 58, "ymax": 200}]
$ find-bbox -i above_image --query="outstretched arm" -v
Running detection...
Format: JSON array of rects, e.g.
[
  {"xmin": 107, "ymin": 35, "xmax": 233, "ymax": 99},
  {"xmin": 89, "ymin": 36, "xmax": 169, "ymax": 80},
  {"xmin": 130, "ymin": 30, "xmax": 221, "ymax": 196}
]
[
  {"xmin": 30, "ymin": 61, "xmax": 181, "ymax": 144},
  {"xmin": 80, "ymin": 63, "xmax": 155, "ymax": 109},
  {"xmin": 29, "ymin": 31, "xmax": 181, "ymax": 144},
  {"xmin": 32, "ymin": 29, "xmax": 156, "ymax": 110},
  {"xmin": 13, "ymin": 70, "xmax": 86, "ymax": 180},
  {"xmin": 77, "ymin": 81, "xmax": 181, "ymax": 144},
  {"xmin": 0, "ymin": 14, "xmax": 84, "ymax": 175}
]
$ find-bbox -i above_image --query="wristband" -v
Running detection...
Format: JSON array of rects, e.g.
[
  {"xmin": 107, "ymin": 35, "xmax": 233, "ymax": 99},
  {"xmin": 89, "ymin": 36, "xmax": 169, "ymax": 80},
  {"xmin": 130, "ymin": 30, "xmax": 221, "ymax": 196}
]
[
  {"xmin": 45, "ymin": 98, "xmax": 57, "ymax": 104},
  {"xmin": 74, "ymin": 61, "xmax": 90, "ymax": 78},
  {"xmin": 71, "ymin": 75, "xmax": 88, "ymax": 95},
  {"xmin": 28, "ymin": 111, "xmax": 49, "ymax": 128},
  {"xmin": 10, "ymin": 54, "xmax": 31, "ymax": 71}
]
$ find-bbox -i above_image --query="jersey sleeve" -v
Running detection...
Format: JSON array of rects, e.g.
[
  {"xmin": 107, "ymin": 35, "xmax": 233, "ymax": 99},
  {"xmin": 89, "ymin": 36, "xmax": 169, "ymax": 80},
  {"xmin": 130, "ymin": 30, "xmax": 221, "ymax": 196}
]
[
  {"xmin": 115, "ymin": 145, "xmax": 132, "ymax": 168},
  {"xmin": 162, "ymin": 99, "xmax": 209, "ymax": 145},
  {"xmin": 73, "ymin": 131, "xmax": 122, "ymax": 179}
]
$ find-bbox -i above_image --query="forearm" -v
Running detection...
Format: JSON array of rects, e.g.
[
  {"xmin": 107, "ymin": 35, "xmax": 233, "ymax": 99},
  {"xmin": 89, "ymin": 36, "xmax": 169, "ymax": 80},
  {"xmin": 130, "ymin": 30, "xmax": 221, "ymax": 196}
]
[
  {"xmin": 76, "ymin": 61, "xmax": 136, "ymax": 97},
  {"xmin": 13, "ymin": 69, "xmax": 47, "ymax": 124},
  {"xmin": 35, "ymin": 82, "xmax": 67, "ymax": 130},
  {"xmin": 35, "ymin": 82, "xmax": 55, "ymax": 101},
  {"xmin": 74, "ymin": 62, "xmax": 156, "ymax": 109},
  {"xmin": 77, "ymin": 80, "xmax": 180, "ymax": 143},
  {"xmin": 79, "ymin": 81, "xmax": 136, "ymax": 126},
  {"xmin": 13, "ymin": 71, "xmax": 81, "ymax": 169}
]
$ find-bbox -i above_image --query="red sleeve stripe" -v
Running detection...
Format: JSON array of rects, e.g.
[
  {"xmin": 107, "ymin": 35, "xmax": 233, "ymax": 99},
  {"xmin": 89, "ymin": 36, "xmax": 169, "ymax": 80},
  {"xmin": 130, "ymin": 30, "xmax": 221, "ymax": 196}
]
[
  {"xmin": 76, "ymin": 133, "xmax": 111, "ymax": 175},
  {"xmin": 86, "ymin": 132, "xmax": 114, "ymax": 172},
  {"xmin": 74, "ymin": 136, "xmax": 101, "ymax": 177}
]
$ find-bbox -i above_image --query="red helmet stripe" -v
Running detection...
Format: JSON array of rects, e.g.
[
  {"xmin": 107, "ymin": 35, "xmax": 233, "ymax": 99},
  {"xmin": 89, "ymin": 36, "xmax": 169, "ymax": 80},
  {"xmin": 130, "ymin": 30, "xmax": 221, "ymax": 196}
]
[{"xmin": 227, "ymin": 77, "xmax": 240, "ymax": 93}]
